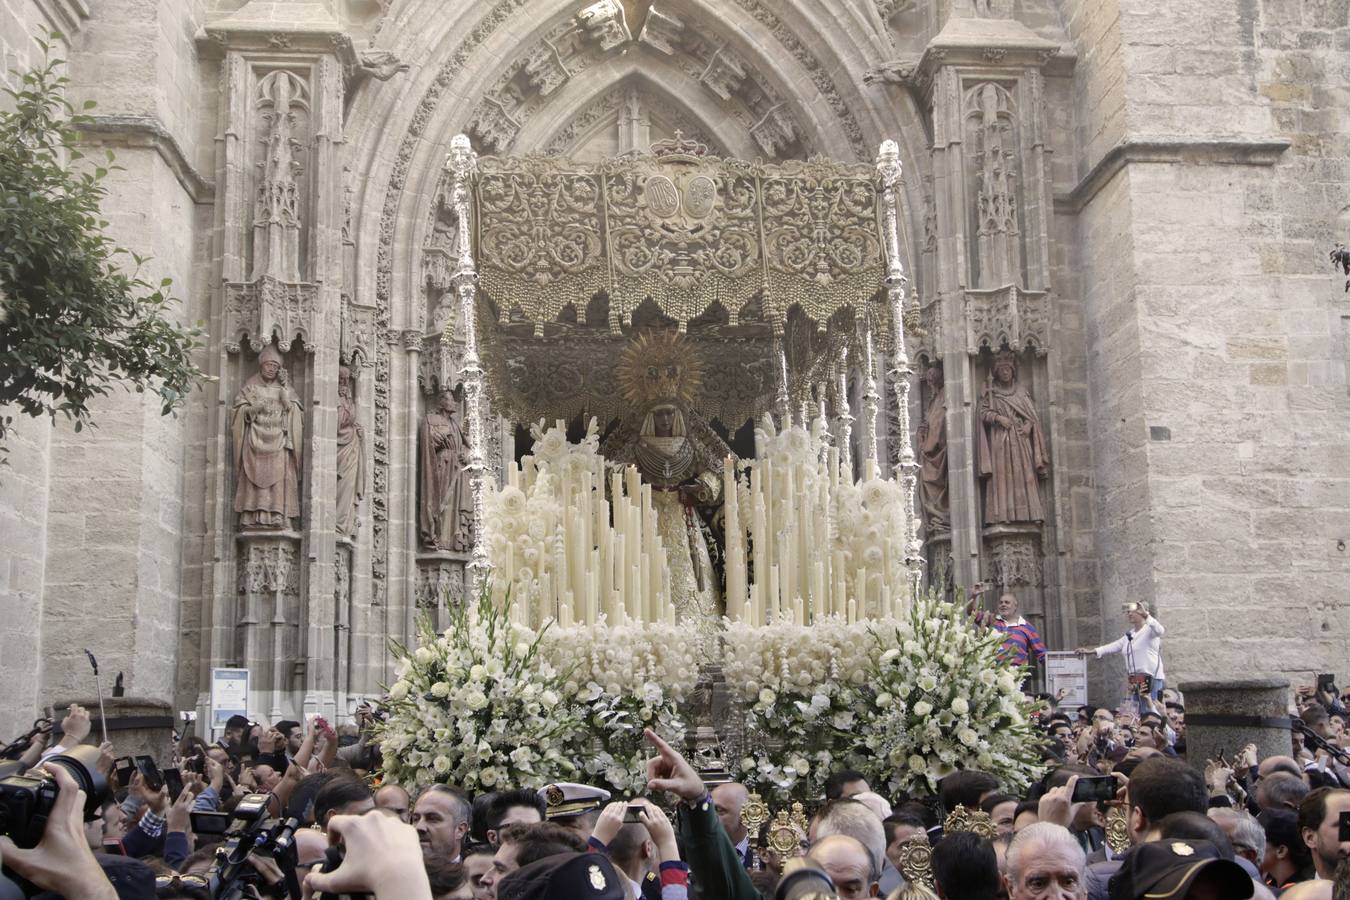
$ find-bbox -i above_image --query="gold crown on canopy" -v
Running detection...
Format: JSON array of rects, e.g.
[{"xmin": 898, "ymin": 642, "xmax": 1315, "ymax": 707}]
[{"xmin": 616, "ymin": 330, "xmax": 705, "ymax": 410}]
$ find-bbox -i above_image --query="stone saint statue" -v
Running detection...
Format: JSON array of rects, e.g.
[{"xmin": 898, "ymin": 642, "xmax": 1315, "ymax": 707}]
[
  {"xmin": 917, "ymin": 365, "xmax": 950, "ymax": 532},
  {"xmin": 335, "ymin": 365, "xmax": 365, "ymax": 537},
  {"xmin": 419, "ymin": 389, "xmax": 472, "ymax": 551},
  {"xmin": 978, "ymin": 350, "xmax": 1048, "ymax": 525},
  {"xmin": 232, "ymin": 344, "xmax": 303, "ymax": 529},
  {"xmin": 603, "ymin": 331, "xmax": 728, "ymax": 628}
]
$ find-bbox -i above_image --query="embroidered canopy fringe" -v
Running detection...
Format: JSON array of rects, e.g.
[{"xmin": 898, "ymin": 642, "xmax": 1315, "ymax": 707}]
[{"xmin": 464, "ymin": 140, "xmax": 897, "ymax": 423}]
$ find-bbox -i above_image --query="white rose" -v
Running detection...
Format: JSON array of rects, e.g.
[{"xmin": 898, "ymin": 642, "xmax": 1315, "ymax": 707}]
[
  {"xmin": 414, "ymin": 646, "xmax": 435, "ymax": 665},
  {"xmin": 913, "ymin": 700, "xmax": 933, "ymax": 717},
  {"xmin": 908, "ymin": 754, "xmax": 926, "ymax": 771},
  {"xmin": 540, "ymin": 689, "xmax": 560, "ymax": 708},
  {"xmin": 759, "ymin": 688, "xmax": 777, "ymax": 706},
  {"xmin": 479, "ymin": 766, "xmax": 500, "ymax": 787},
  {"xmin": 465, "ymin": 689, "xmax": 489, "ymax": 710},
  {"xmin": 389, "ymin": 681, "xmax": 410, "ymax": 702},
  {"xmin": 432, "ymin": 755, "xmax": 451, "ymax": 774},
  {"xmin": 958, "ymin": 727, "xmax": 979, "ymax": 747},
  {"xmin": 470, "ymin": 664, "xmax": 486, "ymax": 680},
  {"xmin": 790, "ymin": 757, "xmax": 811, "ymax": 776},
  {"xmin": 978, "ymin": 669, "xmax": 997, "ymax": 687},
  {"xmin": 876, "ymin": 692, "xmax": 893, "ymax": 708},
  {"xmin": 430, "ymin": 682, "xmax": 450, "ymax": 699},
  {"xmin": 951, "ymin": 698, "xmax": 969, "ymax": 715}
]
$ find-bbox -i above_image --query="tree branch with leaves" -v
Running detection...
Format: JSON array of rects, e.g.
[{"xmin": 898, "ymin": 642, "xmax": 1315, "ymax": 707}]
[{"xmin": 0, "ymin": 33, "xmax": 205, "ymax": 451}]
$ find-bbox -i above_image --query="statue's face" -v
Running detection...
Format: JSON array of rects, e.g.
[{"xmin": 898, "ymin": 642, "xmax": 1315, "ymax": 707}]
[
  {"xmin": 260, "ymin": 360, "xmax": 281, "ymax": 381},
  {"xmin": 438, "ymin": 392, "xmax": 456, "ymax": 414},
  {"xmin": 994, "ymin": 361, "xmax": 1014, "ymax": 384},
  {"xmin": 926, "ymin": 367, "xmax": 943, "ymax": 389},
  {"xmin": 338, "ymin": 368, "xmax": 352, "ymax": 394},
  {"xmin": 652, "ymin": 407, "xmax": 676, "ymax": 437}
]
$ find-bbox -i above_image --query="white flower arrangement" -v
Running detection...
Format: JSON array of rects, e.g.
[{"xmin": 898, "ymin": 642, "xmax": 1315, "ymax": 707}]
[
  {"xmin": 376, "ymin": 587, "xmax": 582, "ymax": 795},
  {"xmin": 856, "ymin": 588, "xmax": 1047, "ymax": 795},
  {"xmin": 540, "ymin": 621, "xmax": 700, "ymax": 793},
  {"xmin": 722, "ymin": 616, "xmax": 885, "ymax": 803}
]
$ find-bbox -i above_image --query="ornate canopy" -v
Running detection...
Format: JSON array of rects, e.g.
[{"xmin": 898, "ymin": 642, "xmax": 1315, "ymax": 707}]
[{"xmin": 449, "ymin": 134, "xmax": 903, "ymax": 425}]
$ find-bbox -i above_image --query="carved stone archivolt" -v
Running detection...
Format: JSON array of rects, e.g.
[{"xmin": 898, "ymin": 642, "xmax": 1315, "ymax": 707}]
[{"xmin": 461, "ymin": 1, "xmax": 832, "ymax": 161}]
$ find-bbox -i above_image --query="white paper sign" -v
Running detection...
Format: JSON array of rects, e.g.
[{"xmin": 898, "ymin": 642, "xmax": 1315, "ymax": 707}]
[
  {"xmin": 1045, "ymin": 652, "xmax": 1088, "ymax": 710},
  {"xmin": 210, "ymin": 667, "xmax": 249, "ymax": 729}
]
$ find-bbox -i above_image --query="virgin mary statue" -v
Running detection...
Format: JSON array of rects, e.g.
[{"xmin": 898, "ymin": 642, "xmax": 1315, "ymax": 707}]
[{"xmin": 602, "ymin": 331, "xmax": 731, "ymax": 626}]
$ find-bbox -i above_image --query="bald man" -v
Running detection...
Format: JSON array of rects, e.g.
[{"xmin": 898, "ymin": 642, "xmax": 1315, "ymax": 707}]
[
  {"xmin": 712, "ymin": 783, "xmax": 752, "ymax": 868},
  {"xmin": 806, "ymin": 834, "xmax": 878, "ymax": 900}
]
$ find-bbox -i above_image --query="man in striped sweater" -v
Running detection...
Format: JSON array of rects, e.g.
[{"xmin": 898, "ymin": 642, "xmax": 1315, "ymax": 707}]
[{"xmin": 975, "ymin": 591, "xmax": 1048, "ymax": 670}]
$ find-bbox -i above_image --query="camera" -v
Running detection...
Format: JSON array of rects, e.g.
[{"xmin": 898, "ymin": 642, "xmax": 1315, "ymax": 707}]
[
  {"xmin": 207, "ymin": 794, "xmax": 304, "ymax": 900},
  {"xmin": 0, "ymin": 745, "xmax": 107, "ymax": 849},
  {"xmin": 1340, "ymin": 810, "xmax": 1350, "ymax": 843}
]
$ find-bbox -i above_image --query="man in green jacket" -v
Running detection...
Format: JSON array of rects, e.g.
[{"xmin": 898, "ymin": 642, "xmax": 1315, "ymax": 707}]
[{"xmin": 643, "ymin": 729, "xmax": 762, "ymax": 900}]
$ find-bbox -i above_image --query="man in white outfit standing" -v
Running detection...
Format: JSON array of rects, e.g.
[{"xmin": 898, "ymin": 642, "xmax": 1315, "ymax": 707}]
[{"xmin": 1076, "ymin": 601, "xmax": 1166, "ymax": 710}]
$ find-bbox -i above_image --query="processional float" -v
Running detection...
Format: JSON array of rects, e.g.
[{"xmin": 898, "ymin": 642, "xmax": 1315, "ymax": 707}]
[{"xmin": 439, "ymin": 131, "xmax": 924, "ymax": 628}]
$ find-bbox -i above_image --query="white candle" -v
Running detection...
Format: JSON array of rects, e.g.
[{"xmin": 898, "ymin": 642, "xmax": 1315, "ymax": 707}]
[
  {"xmin": 768, "ymin": 564, "xmax": 780, "ymax": 623},
  {"xmin": 811, "ymin": 561, "xmax": 826, "ymax": 622}
]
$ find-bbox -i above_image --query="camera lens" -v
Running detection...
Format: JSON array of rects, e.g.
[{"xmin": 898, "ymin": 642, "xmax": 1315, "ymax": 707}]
[{"xmin": 42, "ymin": 745, "xmax": 109, "ymax": 819}]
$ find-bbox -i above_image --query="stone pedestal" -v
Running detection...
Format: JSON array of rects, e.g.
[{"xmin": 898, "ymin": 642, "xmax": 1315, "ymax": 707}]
[
  {"xmin": 1177, "ymin": 678, "xmax": 1292, "ymax": 768},
  {"xmin": 50, "ymin": 696, "xmax": 177, "ymax": 765}
]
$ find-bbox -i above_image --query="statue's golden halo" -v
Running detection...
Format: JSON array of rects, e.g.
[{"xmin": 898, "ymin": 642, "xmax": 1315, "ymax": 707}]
[{"xmin": 615, "ymin": 330, "xmax": 705, "ymax": 410}]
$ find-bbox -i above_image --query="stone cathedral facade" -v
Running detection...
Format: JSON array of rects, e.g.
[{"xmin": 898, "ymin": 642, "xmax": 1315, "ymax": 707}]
[{"xmin": 1, "ymin": 0, "xmax": 1346, "ymax": 735}]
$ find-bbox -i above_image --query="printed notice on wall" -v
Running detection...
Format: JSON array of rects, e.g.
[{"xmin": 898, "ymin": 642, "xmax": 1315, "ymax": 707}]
[
  {"xmin": 210, "ymin": 667, "xmax": 249, "ymax": 729},
  {"xmin": 1045, "ymin": 652, "xmax": 1088, "ymax": 710}
]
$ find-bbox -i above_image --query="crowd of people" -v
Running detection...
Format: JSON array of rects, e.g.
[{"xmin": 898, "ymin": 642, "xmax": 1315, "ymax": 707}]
[{"xmin": 2, "ymin": 605, "xmax": 1349, "ymax": 900}]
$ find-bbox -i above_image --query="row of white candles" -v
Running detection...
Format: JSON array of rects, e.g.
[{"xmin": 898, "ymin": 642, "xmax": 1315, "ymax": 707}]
[
  {"xmin": 493, "ymin": 425, "xmax": 907, "ymax": 628},
  {"xmin": 723, "ymin": 436, "xmax": 906, "ymax": 625},
  {"xmin": 501, "ymin": 440, "xmax": 675, "ymax": 628}
]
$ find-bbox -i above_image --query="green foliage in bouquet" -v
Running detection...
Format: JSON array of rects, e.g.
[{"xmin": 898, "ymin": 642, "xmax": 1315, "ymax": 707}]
[
  {"xmin": 376, "ymin": 584, "xmax": 696, "ymax": 796},
  {"xmin": 376, "ymin": 586, "xmax": 581, "ymax": 795},
  {"xmin": 542, "ymin": 621, "xmax": 696, "ymax": 794},
  {"xmin": 859, "ymin": 587, "xmax": 1048, "ymax": 795}
]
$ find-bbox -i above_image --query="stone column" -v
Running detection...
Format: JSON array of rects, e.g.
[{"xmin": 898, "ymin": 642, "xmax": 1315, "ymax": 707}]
[
  {"xmin": 911, "ymin": 15, "xmax": 1063, "ymax": 614},
  {"xmin": 1178, "ymin": 678, "xmax": 1293, "ymax": 769},
  {"xmin": 198, "ymin": 4, "xmax": 355, "ymax": 726}
]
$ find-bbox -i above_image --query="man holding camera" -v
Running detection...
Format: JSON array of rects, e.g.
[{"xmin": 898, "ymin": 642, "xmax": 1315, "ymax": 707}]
[{"xmin": 1075, "ymin": 601, "xmax": 1166, "ymax": 708}]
